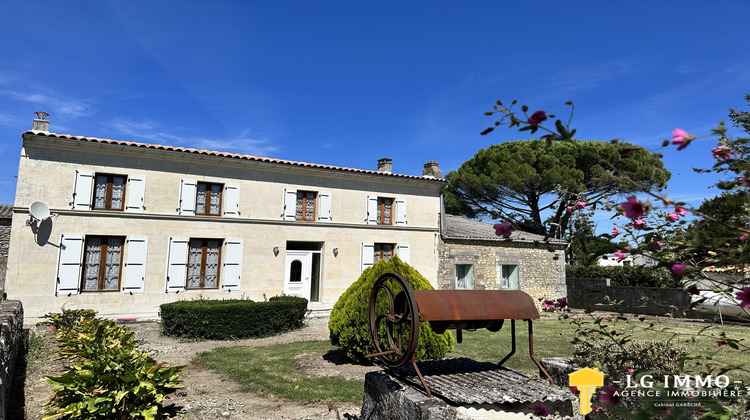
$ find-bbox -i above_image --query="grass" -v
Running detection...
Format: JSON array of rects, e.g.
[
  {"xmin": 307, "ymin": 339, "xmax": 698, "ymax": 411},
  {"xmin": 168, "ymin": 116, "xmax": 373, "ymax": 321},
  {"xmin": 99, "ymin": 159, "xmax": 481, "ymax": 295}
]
[
  {"xmin": 24, "ymin": 330, "xmax": 49, "ymax": 373},
  {"xmin": 195, "ymin": 315, "xmax": 750, "ymax": 404},
  {"xmin": 195, "ymin": 340, "xmax": 364, "ymax": 403}
]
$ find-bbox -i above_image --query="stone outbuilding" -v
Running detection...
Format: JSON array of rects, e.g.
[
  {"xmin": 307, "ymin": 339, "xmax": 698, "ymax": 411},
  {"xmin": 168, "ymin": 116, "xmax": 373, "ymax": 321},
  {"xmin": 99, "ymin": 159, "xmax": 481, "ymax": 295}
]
[{"xmin": 438, "ymin": 215, "xmax": 568, "ymax": 305}]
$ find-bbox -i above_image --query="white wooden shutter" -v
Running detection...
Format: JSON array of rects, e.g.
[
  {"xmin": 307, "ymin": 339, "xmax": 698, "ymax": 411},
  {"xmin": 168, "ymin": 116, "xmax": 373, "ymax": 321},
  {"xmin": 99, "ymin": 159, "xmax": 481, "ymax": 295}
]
[
  {"xmin": 122, "ymin": 236, "xmax": 148, "ymax": 294},
  {"xmin": 366, "ymin": 196, "xmax": 378, "ymax": 224},
  {"xmin": 125, "ymin": 175, "xmax": 146, "ymax": 213},
  {"xmin": 178, "ymin": 179, "xmax": 196, "ymax": 215},
  {"xmin": 361, "ymin": 242, "xmax": 374, "ymax": 272},
  {"xmin": 396, "ymin": 198, "xmax": 407, "ymax": 225},
  {"xmin": 397, "ymin": 243, "xmax": 411, "ymax": 264},
  {"xmin": 318, "ymin": 191, "xmax": 331, "ymax": 222},
  {"xmin": 165, "ymin": 237, "xmax": 188, "ymax": 293},
  {"xmin": 224, "ymin": 184, "xmax": 240, "ymax": 218},
  {"xmin": 55, "ymin": 234, "xmax": 84, "ymax": 296},
  {"xmin": 222, "ymin": 238, "xmax": 243, "ymax": 291},
  {"xmin": 72, "ymin": 171, "xmax": 93, "ymax": 210},
  {"xmin": 283, "ymin": 188, "xmax": 297, "ymax": 220}
]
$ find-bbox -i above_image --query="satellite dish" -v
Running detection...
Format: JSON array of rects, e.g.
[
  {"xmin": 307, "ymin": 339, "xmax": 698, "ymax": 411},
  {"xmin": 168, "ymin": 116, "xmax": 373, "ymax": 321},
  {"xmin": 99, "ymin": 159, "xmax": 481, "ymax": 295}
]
[{"xmin": 29, "ymin": 201, "xmax": 51, "ymax": 221}]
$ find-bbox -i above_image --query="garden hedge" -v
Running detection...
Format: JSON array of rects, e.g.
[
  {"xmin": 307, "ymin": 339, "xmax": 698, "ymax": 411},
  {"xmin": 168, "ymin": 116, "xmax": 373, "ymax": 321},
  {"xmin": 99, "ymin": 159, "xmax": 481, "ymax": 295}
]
[
  {"xmin": 328, "ymin": 256, "xmax": 454, "ymax": 363},
  {"xmin": 159, "ymin": 296, "xmax": 308, "ymax": 339},
  {"xmin": 566, "ymin": 265, "xmax": 678, "ymax": 288}
]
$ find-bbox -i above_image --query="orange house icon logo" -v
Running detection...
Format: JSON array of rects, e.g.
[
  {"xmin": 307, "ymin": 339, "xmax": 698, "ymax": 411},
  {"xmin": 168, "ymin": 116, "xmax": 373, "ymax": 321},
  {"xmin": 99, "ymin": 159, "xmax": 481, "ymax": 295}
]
[{"xmin": 569, "ymin": 367, "xmax": 605, "ymax": 415}]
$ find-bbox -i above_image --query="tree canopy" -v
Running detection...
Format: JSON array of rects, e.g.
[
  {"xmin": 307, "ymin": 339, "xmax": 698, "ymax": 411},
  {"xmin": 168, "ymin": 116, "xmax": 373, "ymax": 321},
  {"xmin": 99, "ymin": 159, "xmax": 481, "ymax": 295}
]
[{"xmin": 444, "ymin": 139, "xmax": 671, "ymax": 237}]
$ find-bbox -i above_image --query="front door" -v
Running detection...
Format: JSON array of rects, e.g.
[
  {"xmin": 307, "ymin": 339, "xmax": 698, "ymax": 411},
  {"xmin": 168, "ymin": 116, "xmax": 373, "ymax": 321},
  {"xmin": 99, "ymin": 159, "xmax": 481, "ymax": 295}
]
[{"xmin": 284, "ymin": 251, "xmax": 311, "ymax": 299}]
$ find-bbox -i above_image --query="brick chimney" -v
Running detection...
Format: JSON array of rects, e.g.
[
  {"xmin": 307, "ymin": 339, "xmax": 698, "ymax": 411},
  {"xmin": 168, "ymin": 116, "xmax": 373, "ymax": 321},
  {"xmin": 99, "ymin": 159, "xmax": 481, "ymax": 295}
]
[
  {"xmin": 32, "ymin": 112, "xmax": 50, "ymax": 133},
  {"xmin": 377, "ymin": 158, "xmax": 392, "ymax": 174},
  {"xmin": 422, "ymin": 161, "xmax": 442, "ymax": 179}
]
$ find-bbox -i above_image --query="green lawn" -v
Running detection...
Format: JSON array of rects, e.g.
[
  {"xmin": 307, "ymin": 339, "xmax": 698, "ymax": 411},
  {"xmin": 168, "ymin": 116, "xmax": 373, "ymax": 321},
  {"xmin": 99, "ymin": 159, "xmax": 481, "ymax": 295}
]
[{"xmin": 195, "ymin": 316, "xmax": 750, "ymax": 404}]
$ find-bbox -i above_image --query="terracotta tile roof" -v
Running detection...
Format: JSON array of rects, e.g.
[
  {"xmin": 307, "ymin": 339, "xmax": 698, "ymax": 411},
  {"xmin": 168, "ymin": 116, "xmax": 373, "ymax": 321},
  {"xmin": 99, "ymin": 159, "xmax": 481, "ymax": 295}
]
[
  {"xmin": 442, "ymin": 215, "xmax": 567, "ymax": 245},
  {"xmin": 23, "ymin": 131, "xmax": 448, "ymax": 183},
  {"xmin": 0, "ymin": 204, "xmax": 11, "ymax": 218}
]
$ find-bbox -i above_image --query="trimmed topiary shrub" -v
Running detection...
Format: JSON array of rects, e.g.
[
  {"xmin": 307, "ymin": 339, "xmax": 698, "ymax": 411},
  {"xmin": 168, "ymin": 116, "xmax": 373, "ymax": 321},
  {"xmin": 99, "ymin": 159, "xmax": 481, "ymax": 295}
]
[
  {"xmin": 329, "ymin": 256, "xmax": 454, "ymax": 363},
  {"xmin": 160, "ymin": 296, "xmax": 307, "ymax": 339}
]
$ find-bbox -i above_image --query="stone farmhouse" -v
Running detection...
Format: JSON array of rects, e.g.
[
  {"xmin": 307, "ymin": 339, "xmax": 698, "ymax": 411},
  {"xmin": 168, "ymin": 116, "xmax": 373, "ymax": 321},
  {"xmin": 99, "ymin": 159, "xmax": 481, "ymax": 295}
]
[{"xmin": 6, "ymin": 117, "xmax": 567, "ymax": 319}]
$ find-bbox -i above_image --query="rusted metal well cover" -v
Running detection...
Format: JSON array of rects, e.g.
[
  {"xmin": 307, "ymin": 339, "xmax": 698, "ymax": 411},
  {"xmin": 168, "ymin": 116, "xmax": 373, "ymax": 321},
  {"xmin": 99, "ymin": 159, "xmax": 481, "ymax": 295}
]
[{"xmin": 412, "ymin": 290, "xmax": 540, "ymax": 321}]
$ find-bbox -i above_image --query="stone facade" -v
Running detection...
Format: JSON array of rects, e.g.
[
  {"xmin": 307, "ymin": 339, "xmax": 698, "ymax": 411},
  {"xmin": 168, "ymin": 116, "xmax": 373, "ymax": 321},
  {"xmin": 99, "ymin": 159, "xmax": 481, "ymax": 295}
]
[
  {"xmin": 438, "ymin": 238, "xmax": 567, "ymax": 306},
  {"xmin": 7, "ymin": 129, "xmax": 447, "ymax": 319}
]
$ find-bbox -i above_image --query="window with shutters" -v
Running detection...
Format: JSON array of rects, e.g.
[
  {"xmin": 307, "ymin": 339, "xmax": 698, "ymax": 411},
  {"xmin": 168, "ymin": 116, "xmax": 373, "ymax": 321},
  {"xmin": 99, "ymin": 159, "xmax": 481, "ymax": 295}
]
[
  {"xmin": 296, "ymin": 191, "xmax": 317, "ymax": 221},
  {"xmin": 187, "ymin": 238, "xmax": 222, "ymax": 289},
  {"xmin": 455, "ymin": 264, "xmax": 474, "ymax": 290},
  {"xmin": 195, "ymin": 182, "xmax": 223, "ymax": 216},
  {"xmin": 93, "ymin": 174, "xmax": 126, "ymax": 210},
  {"xmin": 81, "ymin": 236, "xmax": 125, "ymax": 292},
  {"xmin": 374, "ymin": 243, "xmax": 395, "ymax": 262},
  {"xmin": 376, "ymin": 197, "xmax": 393, "ymax": 225},
  {"xmin": 500, "ymin": 265, "xmax": 520, "ymax": 289}
]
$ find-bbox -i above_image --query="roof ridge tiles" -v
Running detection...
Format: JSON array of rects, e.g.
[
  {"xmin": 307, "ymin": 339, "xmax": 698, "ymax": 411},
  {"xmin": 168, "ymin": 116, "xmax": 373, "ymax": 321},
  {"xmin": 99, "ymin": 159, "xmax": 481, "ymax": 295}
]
[{"xmin": 24, "ymin": 130, "xmax": 447, "ymax": 182}]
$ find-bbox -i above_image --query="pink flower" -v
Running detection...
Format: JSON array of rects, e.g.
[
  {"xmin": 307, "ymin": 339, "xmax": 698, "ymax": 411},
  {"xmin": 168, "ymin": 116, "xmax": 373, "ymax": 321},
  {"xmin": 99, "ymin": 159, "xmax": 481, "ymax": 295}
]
[
  {"xmin": 527, "ymin": 110, "xmax": 548, "ymax": 125},
  {"xmin": 712, "ymin": 145, "xmax": 734, "ymax": 159},
  {"xmin": 675, "ymin": 207, "xmax": 688, "ymax": 217},
  {"xmin": 615, "ymin": 250, "xmax": 625, "ymax": 262},
  {"xmin": 621, "ymin": 196, "xmax": 646, "ymax": 219},
  {"xmin": 556, "ymin": 297, "xmax": 567, "ymax": 308},
  {"xmin": 599, "ymin": 386, "xmax": 621, "ymax": 406},
  {"xmin": 542, "ymin": 300, "xmax": 555, "ymax": 310},
  {"xmin": 632, "ymin": 219, "xmax": 647, "ymax": 230},
  {"xmin": 604, "ymin": 317, "xmax": 611, "ymax": 322},
  {"xmin": 575, "ymin": 201, "xmax": 587, "ymax": 210},
  {"xmin": 647, "ymin": 241, "xmax": 663, "ymax": 250},
  {"xmin": 736, "ymin": 287, "xmax": 750, "ymax": 309},
  {"xmin": 493, "ymin": 221, "xmax": 516, "ymax": 238},
  {"xmin": 627, "ymin": 368, "xmax": 635, "ymax": 375},
  {"xmin": 566, "ymin": 206, "xmax": 573, "ymax": 213},
  {"xmin": 611, "ymin": 228, "xmax": 619, "ymax": 237},
  {"xmin": 532, "ymin": 403, "xmax": 551, "ymax": 417},
  {"xmin": 569, "ymin": 386, "xmax": 580, "ymax": 395},
  {"xmin": 669, "ymin": 263, "xmax": 690, "ymax": 276},
  {"xmin": 717, "ymin": 340, "xmax": 727, "ymax": 347},
  {"xmin": 672, "ymin": 128, "xmax": 694, "ymax": 151},
  {"xmin": 666, "ymin": 212, "xmax": 679, "ymax": 223},
  {"xmin": 624, "ymin": 246, "xmax": 631, "ymax": 251},
  {"xmin": 738, "ymin": 234, "xmax": 748, "ymax": 242},
  {"xmin": 592, "ymin": 405, "xmax": 606, "ymax": 414}
]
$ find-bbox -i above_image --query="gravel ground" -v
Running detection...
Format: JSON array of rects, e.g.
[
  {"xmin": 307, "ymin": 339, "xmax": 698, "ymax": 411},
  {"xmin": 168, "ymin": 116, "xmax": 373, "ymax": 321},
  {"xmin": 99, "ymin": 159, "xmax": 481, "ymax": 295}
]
[{"xmin": 20, "ymin": 317, "xmax": 374, "ymax": 420}]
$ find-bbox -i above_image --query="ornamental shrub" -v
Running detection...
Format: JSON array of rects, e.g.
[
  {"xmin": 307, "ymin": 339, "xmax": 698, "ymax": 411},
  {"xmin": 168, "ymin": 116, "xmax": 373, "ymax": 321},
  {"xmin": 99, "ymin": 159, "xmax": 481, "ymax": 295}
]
[
  {"xmin": 573, "ymin": 340, "xmax": 688, "ymax": 383},
  {"xmin": 566, "ymin": 265, "xmax": 678, "ymax": 288},
  {"xmin": 328, "ymin": 256, "xmax": 454, "ymax": 363},
  {"xmin": 159, "ymin": 296, "xmax": 307, "ymax": 339},
  {"xmin": 43, "ymin": 310, "xmax": 184, "ymax": 420}
]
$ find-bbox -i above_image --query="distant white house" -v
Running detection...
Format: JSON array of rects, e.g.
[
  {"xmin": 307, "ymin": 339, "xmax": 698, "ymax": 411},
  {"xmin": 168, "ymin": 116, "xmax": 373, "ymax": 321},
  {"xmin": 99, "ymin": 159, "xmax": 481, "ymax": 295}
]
[{"xmin": 595, "ymin": 252, "xmax": 658, "ymax": 267}]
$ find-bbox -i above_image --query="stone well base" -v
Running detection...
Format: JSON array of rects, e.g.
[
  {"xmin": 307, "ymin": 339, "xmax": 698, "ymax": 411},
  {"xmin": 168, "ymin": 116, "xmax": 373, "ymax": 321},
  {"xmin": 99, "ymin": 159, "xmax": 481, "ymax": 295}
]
[{"xmin": 361, "ymin": 363, "xmax": 582, "ymax": 420}]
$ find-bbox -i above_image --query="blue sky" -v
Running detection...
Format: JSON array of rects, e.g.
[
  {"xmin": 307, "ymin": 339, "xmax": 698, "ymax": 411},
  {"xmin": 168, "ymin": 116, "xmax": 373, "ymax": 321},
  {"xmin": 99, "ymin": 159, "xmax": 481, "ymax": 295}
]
[{"xmin": 1, "ymin": 1, "xmax": 749, "ymax": 233}]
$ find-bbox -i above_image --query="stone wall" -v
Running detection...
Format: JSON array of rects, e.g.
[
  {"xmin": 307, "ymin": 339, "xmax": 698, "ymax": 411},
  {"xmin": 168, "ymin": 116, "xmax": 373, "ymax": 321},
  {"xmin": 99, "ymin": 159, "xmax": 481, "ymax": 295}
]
[
  {"xmin": 0, "ymin": 300, "xmax": 23, "ymax": 419},
  {"xmin": 0, "ymin": 218, "xmax": 10, "ymax": 294},
  {"xmin": 437, "ymin": 239, "xmax": 567, "ymax": 306}
]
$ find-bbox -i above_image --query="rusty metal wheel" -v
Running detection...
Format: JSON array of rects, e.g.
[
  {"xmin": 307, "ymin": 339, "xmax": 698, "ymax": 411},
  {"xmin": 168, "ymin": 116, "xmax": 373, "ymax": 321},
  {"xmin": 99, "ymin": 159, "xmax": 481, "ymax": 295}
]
[{"xmin": 367, "ymin": 272, "xmax": 420, "ymax": 368}]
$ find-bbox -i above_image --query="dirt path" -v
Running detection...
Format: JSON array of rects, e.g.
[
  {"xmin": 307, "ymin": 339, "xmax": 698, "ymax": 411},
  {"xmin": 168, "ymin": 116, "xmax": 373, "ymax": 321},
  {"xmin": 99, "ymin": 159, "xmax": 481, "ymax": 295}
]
[{"xmin": 21, "ymin": 317, "xmax": 376, "ymax": 420}]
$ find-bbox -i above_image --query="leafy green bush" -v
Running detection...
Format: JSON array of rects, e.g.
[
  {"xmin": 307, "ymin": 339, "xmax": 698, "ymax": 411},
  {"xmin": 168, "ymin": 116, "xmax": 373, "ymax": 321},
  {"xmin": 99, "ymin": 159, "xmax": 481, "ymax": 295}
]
[
  {"xmin": 43, "ymin": 310, "xmax": 184, "ymax": 420},
  {"xmin": 567, "ymin": 265, "xmax": 678, "ymax": 288},
  {"xmin": 43, "ymin": 308, "xmax": 98, "ymax": 331},
  {"xmin": 159, "ymin": 296, "xmax": 307, "ymax": 339},
  {"xmin": 328, "ymin": 256, "xmax": 453, "ymax": 363},
  {"xmin": 573, "ymin": 340, "xmax": 688, "ymax": 383}
]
